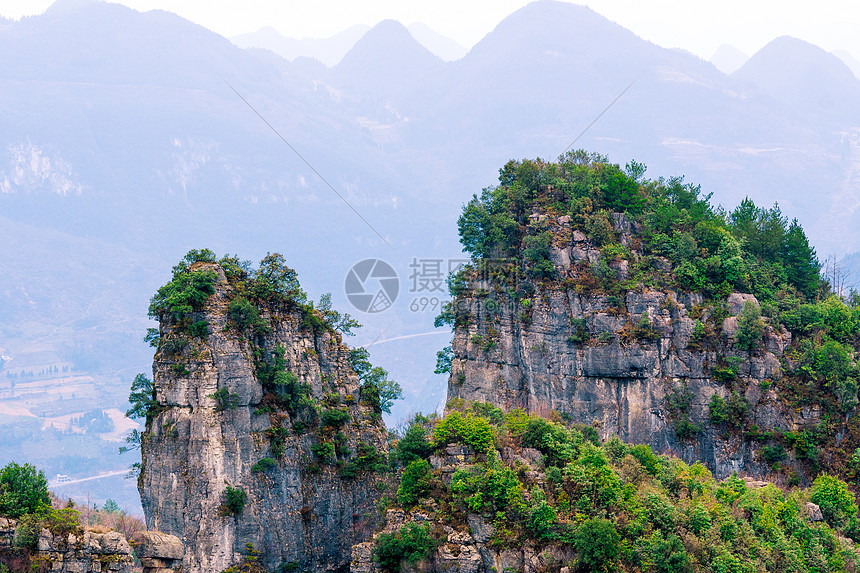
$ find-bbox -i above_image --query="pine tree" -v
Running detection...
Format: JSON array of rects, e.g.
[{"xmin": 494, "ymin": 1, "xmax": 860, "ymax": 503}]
[{"xmin": 782, "ymin": 219, "xmax": 820, "ymax": 299}]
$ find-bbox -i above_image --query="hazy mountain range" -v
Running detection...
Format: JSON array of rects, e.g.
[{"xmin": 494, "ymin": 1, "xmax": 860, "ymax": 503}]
[
  {"xmin": 232, "ymin": 22, "xmax": 468, "ymax": 65},
  {"xmin": 2, "ymin": 0, "xmax": 860, "ymax": 511}
]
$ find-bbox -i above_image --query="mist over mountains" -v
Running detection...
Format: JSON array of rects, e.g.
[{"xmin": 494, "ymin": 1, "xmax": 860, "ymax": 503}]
[
  {"xmin": 232, "ymin": 22, "xmax": 468, "ymax": 65},
  {"xmin": 2, "ymin": 0, "xmax": 860, "ymax": 510},
  {"xmin": 231, "ymin": 24, "xmax": 372, "ymax": 67}
]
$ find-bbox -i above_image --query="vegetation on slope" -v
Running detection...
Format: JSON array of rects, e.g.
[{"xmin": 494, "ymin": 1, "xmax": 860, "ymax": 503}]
[
  {"xmin": 379, "ymin": 402, "xmax": 860, "ymax": 573},
  {"xmin": 439, "ymin": 151, "xmax": 860, "ymax": 487}
]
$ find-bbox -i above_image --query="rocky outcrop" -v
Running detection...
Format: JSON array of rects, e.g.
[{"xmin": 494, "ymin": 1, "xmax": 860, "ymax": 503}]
[
  {"xmin": 447, "ymin": 213, "xmax": 806, "ymax": 479},
  {"xmin": 131, "ymin": 530, "xmax": 184, "ymax": 572},
  {"xmin": 0, "ymin": 518, "xmax": 134, "ymax": 573},
  {"xmin": 0, "ymin": 519, "xmax": 12, "ymax": 551},
  {"xmin": 350, "ymin": 448, "xmax": 575, "ymax": 573},
  {"xmin": 352, "ymin": 507, "xmax": 574, "ymax": 573},
  {"xmin": 139, "ymin": 263, "xmax": 391, "ymax": 573}
]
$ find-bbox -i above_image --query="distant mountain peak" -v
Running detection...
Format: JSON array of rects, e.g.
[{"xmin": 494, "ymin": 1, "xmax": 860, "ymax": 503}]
[
  {"xmin": 334, "ymin": 18, "xmax": 441, "ymax": 89},
  {"xmin": 353, "ymin": 19, "xmax": 418, "ymax": 46},
  {"xmin": 468, "ymin": 0, "xmax": 651, "ymax": 63},
  {"xmin": 338, "ymin": 18, "xmax": 439, "ymax": 65},
  {"xmin": 710, "ymin": 44, "xmax": 748, "ymax": 74},
  {"xmin": 733, "ymin": 35, "xmax": 860, "ymax": 117},
  {"xmin": 769, "ymin": 35, "xmax": 829, "ymax": 54},
  {"xmin": 736, "ymin": 35, "xmax": 858, "ymax": 82},
  {"xmin": 44, "ymin": 0, "xmax": 102, "ymax": 16},
  {"xmin": 499, "ymin": 1, "xmax": 625, "ymax": 33}
]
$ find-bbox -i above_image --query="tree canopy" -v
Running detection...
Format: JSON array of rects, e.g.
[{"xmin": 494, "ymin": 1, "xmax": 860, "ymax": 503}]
[
  {"xmin": 456, "ymin": 152, "xmax": 822, "ymax": 303},
  {"xmin": 0, "ymin": 462, "xmax": 49, "ymax": 518}
]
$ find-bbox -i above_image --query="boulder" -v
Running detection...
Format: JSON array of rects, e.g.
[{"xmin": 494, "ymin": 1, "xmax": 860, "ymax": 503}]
[
  {"xmin": 37, "ymin": 528, "xmax": 53, "ymax": 552},
  {"xmin": 742, "ymin": 477, "xmax": 770, "ymax": 489},
  {"xmin": 88, "ymin": 531, "xmax": 132, "ymax": 555},
  {"xmin": 550, "ymin": 246, "xmax": 571, "ymax": 268},
  {"xmin": 612, "ymin": 212, "xmax": 633, "ymax": 233},
  {"xmin": 722, "ymin": 316, "xmax": 738, "ymax": 338},
  {"xmin": 806, "ymin": 502, "xmax": 824, "ymax": 522},
  {"xmin": 436, "ymin": 542, "xmax": 482, "ymax": 573},
  {"xmin": 609, "ymin": 259, "xmax": 629, "ymax": 279},
  {"xmin": 130, "ymin": 531, "xmax": 184, "ymax": 560},
  {"xmin": 571, "ymin": 246, "xmax": 589, "ymax": 261},
  {"xmin": 727, "ymin": 293, "xmax": 758, "ymax": 316},
  {"xmin": 467, "ymin": 514, "xmax": 495, "ymax": 544},
  {"xmin": 350, "ymin": 541, "xmax": 376, "ymax": 573}
]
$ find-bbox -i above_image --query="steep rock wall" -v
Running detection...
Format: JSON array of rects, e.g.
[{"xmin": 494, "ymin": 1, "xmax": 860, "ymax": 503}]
[
  {"xmin": 447, "ymin": 215, "xmax": 811, "ymax": 479},
  {"xmin": 140, "ymin": 263, "xmax": 390, "ymax": 573}
]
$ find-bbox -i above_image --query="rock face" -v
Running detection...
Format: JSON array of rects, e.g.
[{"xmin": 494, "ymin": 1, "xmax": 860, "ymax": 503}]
[
  {"xmin": 139, "ymin": 263, "xmax": 390, "ymax": 573},
  {"xmin": 447, "ymin": 215, "xmax": 806, "ymax": 479},
  {"xmin": 0, "ymin": 519, "xmax": 134, "ymax": 573}
]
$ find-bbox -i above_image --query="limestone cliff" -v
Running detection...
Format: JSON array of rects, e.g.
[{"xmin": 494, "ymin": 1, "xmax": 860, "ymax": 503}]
[
  {"xmin": 139, "ymin": 261, "xmax": 391, "ymax": 573},
  {"xmin": 446, "ymin": 213, "xmax": 813, "ymax": 480}
]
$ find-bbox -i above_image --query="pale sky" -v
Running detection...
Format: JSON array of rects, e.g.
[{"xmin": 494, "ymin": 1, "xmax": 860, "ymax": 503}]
[{"xmin": 2, "ymin": 0, "xmax": 860, "ymax": 61}]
